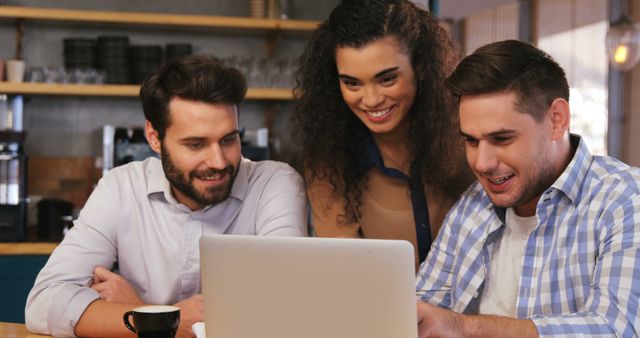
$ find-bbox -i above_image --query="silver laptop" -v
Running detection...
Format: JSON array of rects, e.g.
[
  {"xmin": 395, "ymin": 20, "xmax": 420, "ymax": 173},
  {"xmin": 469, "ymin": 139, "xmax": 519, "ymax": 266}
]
[{"xmin": 200, "ymin": 234, "xmax": 418, "ymax": 338}]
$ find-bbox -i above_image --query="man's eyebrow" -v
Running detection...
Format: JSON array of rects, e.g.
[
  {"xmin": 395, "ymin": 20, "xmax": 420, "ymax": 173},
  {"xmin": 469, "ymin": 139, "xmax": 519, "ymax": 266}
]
[
  {"xmin": 459, "ymin": 129, "xmax": 517, "ymax": 139},
  {"xmin": 179, "ymin": 136, "xmax": 205, "ymax": 142},
  {"xmin": 486, "ymin": 129, "xmax": 517, "ymax": 137},
  {"xmin": 178, "ymin": 130, "xmax": 241, "ymax": 143},
  {"xmin": 223, "ymin": 129, "xmax": 241, "ymax": 138}
]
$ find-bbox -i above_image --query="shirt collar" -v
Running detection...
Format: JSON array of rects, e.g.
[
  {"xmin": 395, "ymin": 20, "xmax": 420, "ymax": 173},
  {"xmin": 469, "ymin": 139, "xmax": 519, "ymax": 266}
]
[
  {"xmin": 364, "ymin": 131, "xmax": 382, "ymax": 169},
  {"xmin": 550, "ymin": 134, "xmax": 591, "ymax": 204},
  {"xmin": 228, "ymin": 157, "xmax": 249, "ymax": 201},
  {"xmin": 489, "ymin": 133, "xmax": 591, "ymax": 220},
  {"xmin": 364, "ymin": 131, "xmax": 410, "ymax": 180},
  {"xmin": 147, "ymin": 158, "xmax": 169, "ymax": 194},
  {"xmin": 145, "ymin": 156, "xmax": 250, "ymax": 206}
]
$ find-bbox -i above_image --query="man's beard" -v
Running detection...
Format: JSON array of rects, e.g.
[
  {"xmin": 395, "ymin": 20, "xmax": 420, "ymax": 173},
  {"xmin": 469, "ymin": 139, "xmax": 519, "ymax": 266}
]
[
  {"xmin": 481, "ymin": 137, "xmax": 557, "ymax": 212},
  {"xmin": 161, "ymin": 144, "xmax": 239, "ymax": 208}
]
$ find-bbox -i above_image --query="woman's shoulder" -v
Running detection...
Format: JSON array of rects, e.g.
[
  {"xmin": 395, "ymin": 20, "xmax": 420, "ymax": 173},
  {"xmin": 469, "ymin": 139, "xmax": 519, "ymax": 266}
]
[{"xmin": 305, "ymin": 164, "xmax": 348, "ymax": 196}]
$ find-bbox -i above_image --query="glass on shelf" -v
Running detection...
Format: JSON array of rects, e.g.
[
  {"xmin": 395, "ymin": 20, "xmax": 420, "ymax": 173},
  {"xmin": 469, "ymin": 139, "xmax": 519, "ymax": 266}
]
[
  {"xmin": 25, "ymin": 67, "xmax": 106, "ymax": 85},
  {"xmin": 222, "ymin": 56, "xmax": 296, "ymax": 89}
]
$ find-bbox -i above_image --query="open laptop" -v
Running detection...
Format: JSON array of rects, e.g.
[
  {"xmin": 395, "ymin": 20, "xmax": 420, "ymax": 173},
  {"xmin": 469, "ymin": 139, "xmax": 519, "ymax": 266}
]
[{"xmin": 199, "ymin": 234, "xmax": 418, "ymax": 338}]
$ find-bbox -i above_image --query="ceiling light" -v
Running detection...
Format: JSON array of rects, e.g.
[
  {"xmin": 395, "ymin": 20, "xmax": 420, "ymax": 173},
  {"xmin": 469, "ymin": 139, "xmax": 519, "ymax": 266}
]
[{"xmin": 606, "ymin": 15, "xmax": 640, "ymax": 71}]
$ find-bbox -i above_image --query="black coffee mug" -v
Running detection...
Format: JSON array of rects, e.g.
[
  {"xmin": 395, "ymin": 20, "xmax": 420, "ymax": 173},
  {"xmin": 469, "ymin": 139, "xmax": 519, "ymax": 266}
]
[{"xmin": 123, "ymin": 305, "xmax": 180, "ymax": 338}]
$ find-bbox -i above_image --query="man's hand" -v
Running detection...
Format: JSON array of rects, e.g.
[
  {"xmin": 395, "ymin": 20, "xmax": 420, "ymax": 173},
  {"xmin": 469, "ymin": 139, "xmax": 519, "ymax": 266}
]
[
  {"xmin": 173, "ymin": 294, "xmax": 204, "ymax": 338},
  {"xmin": 417, "ymin": 300, "xmax": 465, "ymax": 338},
  {"xmin": 90, "ymin": 266, "xmax": 144, "ymax": 304},
  {"xmin": 417, "ymin": 301, "xmax": 539, "ymax": 338}
]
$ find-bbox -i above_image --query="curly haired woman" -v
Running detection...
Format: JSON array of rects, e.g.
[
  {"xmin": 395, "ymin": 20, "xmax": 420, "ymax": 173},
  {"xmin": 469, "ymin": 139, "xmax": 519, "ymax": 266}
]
[{"xmin": 293, "ymin": 0, "xmax": 473, "ymax": 268}]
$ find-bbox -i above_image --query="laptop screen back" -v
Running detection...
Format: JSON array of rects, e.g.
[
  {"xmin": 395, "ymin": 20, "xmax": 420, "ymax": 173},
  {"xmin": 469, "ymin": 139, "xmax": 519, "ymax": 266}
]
[{"xmin": 200, "ymin": 235, "xmax": 418, "ymax": 338}]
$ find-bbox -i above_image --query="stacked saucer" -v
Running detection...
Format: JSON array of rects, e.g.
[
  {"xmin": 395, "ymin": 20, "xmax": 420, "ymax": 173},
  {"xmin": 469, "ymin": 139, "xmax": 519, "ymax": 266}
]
[
  {"xmin": 97, "ymin": 36, "xmax": 130, "ymax": 84},
  {"xmin": 63, "ymin": 38, "xmax": 97, "ymax": 70},
  {"xmin": 165, "ymin": 43, "xmax": 193, "ymax": 61},
  {"xmin": 129, "ymin": 45, "xmax": 164, "ymax": 84}
]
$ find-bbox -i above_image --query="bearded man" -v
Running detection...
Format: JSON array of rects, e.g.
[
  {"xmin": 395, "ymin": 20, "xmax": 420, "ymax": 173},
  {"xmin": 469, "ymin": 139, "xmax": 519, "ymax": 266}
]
[{"xmin": 25, "ymin": 55, "xmax": 307, "ymax": 338}]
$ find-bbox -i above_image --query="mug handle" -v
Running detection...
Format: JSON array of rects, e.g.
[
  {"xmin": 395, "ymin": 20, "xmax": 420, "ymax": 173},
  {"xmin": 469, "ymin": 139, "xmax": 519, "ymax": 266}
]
[{"xmin": 123, "ymin": 311, "xmax": 137, "ymax": 333}]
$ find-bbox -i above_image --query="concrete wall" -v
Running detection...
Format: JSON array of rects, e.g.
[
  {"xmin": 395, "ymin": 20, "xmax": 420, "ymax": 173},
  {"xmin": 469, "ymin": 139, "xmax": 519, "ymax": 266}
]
[{"xmin": 0, "ymin": 0, "xmax": 339, "ymax": 162}]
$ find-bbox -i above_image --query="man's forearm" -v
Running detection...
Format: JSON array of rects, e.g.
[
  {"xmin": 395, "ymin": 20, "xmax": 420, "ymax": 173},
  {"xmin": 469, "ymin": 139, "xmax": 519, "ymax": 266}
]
[
  {"xmin": 418, "ymin": 302, "xmax": 539, "ymax": 338},
  {"xmin": 74, "ymin": 299, "xmax": 139, "ymax": 338},
  {"xmin": 462, "ymin": 314, "xmax": 538, "ymax": 338}
]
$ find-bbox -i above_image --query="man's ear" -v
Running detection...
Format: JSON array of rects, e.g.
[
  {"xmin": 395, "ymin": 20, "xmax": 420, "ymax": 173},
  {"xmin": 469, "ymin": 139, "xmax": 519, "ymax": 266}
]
[
  {"xmin": 548, "ymin": 98, "xmax": 570, "ymax": 141},
  {"xmin": 145, "ymin": 121, "xmax": 161, "ymax": 154}
]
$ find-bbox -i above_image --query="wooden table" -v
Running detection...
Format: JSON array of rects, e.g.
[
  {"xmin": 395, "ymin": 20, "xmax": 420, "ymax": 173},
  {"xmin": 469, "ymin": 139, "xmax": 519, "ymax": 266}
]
[{"xmin": 0, "ymin": 322, "xmax": 50, "ymax": 337}]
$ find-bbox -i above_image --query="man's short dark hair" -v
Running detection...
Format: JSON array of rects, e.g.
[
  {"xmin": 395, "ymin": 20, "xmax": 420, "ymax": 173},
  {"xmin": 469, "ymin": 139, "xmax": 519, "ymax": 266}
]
[
  {"xmin": 445, "ymin": 40, "xmax": 569, "ymax": 121},
  {"xmin": 140, "ymin": 55, "xmax": 247, "ymax": 139}
]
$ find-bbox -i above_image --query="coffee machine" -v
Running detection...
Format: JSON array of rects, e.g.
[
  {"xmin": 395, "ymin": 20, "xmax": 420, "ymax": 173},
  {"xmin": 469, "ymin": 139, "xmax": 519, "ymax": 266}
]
[
  {"xmin": 0, "ymin": 94, "xmax": 27, "ymax": 241},
  {"xmin": 97, "ymin": 125, "xmax": 157, "ymax": 177}
]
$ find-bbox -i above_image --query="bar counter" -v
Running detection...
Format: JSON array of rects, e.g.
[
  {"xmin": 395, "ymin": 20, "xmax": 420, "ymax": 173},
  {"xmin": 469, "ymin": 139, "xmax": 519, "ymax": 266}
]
[
  {"xmin": 0, "ymin": 322, "xmax": 50, "ymax": 337},
  {"xmin": 0, "ymin": 243, "xmax": 56, "ymax": 323},
  {"xmin": 0, "ymin": 243, "xmax": 58, "ymax": 255}
]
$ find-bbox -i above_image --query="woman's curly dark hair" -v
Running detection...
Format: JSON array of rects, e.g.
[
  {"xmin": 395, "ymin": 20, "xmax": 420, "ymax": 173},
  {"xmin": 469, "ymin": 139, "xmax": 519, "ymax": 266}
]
[{"xmin": 292, "ymin": 0, "xmax": 472, "ymax": 223}]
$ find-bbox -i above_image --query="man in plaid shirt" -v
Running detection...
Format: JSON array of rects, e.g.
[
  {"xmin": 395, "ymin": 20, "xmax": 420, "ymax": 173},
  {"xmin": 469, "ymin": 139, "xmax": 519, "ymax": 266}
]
[{"xmin": 416, "ymin": 39, "xmax": 640, "ymax": 337}]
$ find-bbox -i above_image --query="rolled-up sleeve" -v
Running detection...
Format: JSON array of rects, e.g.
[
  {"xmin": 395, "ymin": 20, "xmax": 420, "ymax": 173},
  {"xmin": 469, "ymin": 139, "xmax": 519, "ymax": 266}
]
[{"xmin": 25, "ymin": 176, "xmax": 120, "ymax": 337}]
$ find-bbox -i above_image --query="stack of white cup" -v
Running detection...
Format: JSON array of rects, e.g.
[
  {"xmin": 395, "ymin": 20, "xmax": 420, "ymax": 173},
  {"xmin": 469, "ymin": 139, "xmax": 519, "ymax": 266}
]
[
  {"xmin": 250, "ymin": 0, "xmax": 266, "ymax": 18},
  {"xmin": 6, "ymin": 60, "xmax": 26, "ymax": 83}
]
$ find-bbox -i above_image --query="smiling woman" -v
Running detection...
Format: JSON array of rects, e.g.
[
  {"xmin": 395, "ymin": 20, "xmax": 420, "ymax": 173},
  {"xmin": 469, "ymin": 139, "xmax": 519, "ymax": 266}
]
[
  {"xmin": 292, "ymin": 0, "xmax": 473, "ymax": 268},
  {"xmin": 336, "ymin": 35, "xmax": 416, "ymax": 137}
]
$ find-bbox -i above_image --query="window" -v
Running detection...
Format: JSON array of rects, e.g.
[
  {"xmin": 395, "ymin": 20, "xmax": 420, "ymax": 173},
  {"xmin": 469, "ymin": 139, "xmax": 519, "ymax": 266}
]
[
  {"xmin": 537, "ymin": 0, "xmax": 608, "ymax": 155},
  {"xmin": 461, "ymin": 0, "xmax": 609, "ymax": 155},
  {"xmin": 464, "ymin": 2, "xmax": 519, "ymax": 55}
]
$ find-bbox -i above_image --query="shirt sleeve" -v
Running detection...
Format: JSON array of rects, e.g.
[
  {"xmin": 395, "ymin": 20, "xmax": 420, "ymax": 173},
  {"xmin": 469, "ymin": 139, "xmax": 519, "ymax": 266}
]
[
  {"xmin": 306, "ymin": 171, "xmax": 361, "ymax": 238},
  {"xmin": 415, "ymin": 191, "xmax": 468, "ymax": 309},
  {"xmin": 530, "ymin": 193, "xmax": 640, "ymax": 337},
  {"xmin": 25, "ymin": 175, "xmax": 121, "ymax": 337},
  {"xmin": 254, "ymin": 164, "xmax": 308, "ymax": 237}
]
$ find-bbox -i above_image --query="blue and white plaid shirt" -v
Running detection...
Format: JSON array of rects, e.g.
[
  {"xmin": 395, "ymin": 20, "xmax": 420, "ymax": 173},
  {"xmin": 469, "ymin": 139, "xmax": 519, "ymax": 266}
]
[{"xmin": 416, "ymin": 135, "xmax": 640, "ymax": 337}]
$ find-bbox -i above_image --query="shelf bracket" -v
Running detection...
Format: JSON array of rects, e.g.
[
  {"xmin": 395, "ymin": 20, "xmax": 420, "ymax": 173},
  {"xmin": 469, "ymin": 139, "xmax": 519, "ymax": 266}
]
[
  {"xmin": 265, "ymin": 30, "xmax": 282, "ymax": 58},
  {"xmin": 16, "ymin": 18, "xmax": 25, "ymax": 59},
  {"xmin": 264, "ymin": 101, "xmax": 279, "ymax": 131}
]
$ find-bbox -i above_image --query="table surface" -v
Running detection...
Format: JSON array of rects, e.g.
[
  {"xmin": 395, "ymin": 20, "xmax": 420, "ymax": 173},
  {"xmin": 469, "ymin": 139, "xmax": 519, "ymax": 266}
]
[{"xmin": 0, "ymin": 322, "xmax": 50, "ymax": 337}]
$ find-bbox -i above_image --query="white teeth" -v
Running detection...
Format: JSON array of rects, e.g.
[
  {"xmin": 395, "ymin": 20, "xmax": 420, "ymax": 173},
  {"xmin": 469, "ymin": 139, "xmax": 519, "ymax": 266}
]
[
  {"xmin": 489, "ymin": 175, "xmax": 512, "ymax": 184},
  {"xmin": 366, "ymin": 107, "xmax": 391, "ymax": 118},
  {"xmin": 201, "ymin": 174, "xmax": 222, "ymax": 180}
]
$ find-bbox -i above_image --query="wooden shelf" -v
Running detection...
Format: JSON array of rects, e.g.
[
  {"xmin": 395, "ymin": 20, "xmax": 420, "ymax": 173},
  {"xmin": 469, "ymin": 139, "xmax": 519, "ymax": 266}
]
[
  {"xmin": 247, "ymin": 88, "xmax": 294, "ymax": 100},
  {"xmin": 0, "ymin": 6, "xmax": 305, "ymax": 101},
  {"xmin": 0, "ymin": 242, "xmax": 58, "ymax": 255},
  {"xmin": 0, "ymin": 82, "xmax": 294, "ymax": 100},
  {"xmin": 0, "ymin": 6, "xmax": 319, "ymax": 33},
  {"xmin": 0, "ymin": 82, "xmax": 138, "ymax": 96}
]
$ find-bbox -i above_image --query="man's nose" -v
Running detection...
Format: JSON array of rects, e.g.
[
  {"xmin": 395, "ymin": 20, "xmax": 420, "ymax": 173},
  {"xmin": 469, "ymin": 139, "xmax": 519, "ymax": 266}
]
[
  {"xmin": 204, "ymin": 144, "xmax": 227, "ymax": 170},
  {"xmin": 474, "ymin": 143, "xmax": 498, "ymax": 174}
]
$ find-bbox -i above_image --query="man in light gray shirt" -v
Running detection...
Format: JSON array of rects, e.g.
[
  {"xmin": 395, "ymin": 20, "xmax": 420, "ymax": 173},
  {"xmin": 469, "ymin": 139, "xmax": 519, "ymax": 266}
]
[{"xmin": 25, "ymin": 55, "xmax": 308, "ymax": 338}]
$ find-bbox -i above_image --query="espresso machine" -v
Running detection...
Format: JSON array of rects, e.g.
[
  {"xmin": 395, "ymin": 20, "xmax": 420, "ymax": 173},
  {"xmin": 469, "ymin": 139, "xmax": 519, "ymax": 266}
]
[{"xmin": 0, "ymin": 94, "xmax": 27, "ymax": 241}]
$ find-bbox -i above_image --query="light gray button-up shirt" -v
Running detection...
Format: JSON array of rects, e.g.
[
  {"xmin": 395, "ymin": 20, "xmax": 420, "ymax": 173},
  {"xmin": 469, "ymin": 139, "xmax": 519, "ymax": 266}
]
[{"xmin": 25, "ymin": 157, "xmax": 308, "ymax": 337}]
